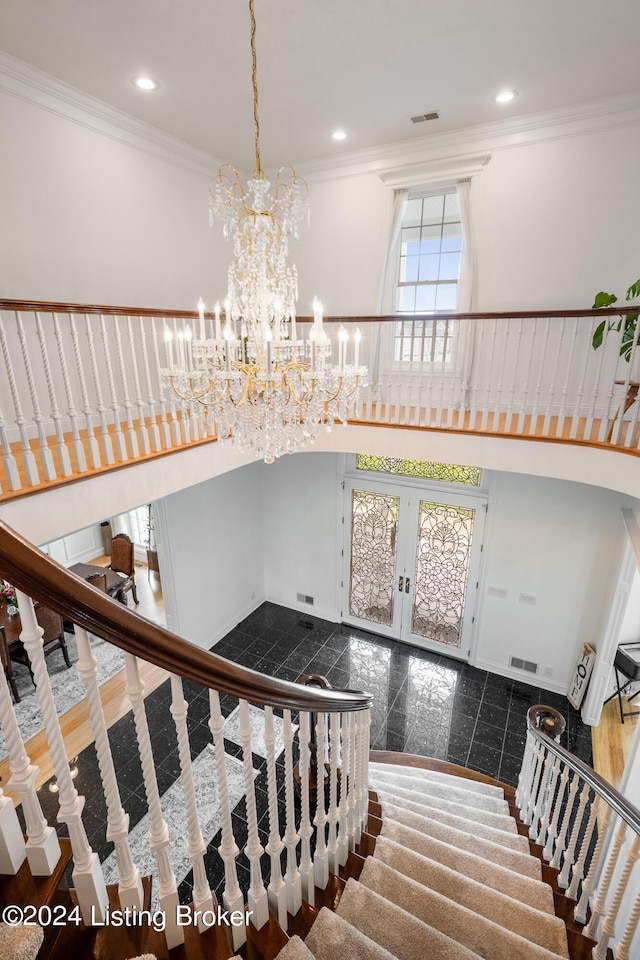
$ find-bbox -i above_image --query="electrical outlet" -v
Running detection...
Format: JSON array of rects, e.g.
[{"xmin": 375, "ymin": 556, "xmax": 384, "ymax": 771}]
[{"xmin": 543, "ymin": 665, "xmax": 553, "ymax": 678}]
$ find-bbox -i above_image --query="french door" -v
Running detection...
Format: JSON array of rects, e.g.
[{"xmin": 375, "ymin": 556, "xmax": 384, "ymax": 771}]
[{"xmin": 343, "ymin": 479, "xmax": 486, "ymax": 659}]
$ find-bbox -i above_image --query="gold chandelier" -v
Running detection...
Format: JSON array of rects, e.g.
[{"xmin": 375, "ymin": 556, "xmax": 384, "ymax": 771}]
[{"xmin": 161, "ymin": 0, "xmax": 366, "ymax": 463}]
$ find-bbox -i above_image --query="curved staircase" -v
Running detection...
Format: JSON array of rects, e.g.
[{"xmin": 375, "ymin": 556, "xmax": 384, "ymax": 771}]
[{"xmin": 0, "ymin": 520, "xmax": 638, "ymax": 960}]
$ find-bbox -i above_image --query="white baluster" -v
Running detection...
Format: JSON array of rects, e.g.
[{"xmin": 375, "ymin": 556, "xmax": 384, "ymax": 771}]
[
  {"xmin": 584, "ymin": 315, "xmax": 610, "ymax": 443},
  {"xmin": 530, "ymin": 746, "xmax": 555, "ymax": 842},
  {"xmin": 594, "ymin": 833, "xmax": 640, "ymax": 959},
  {"xmin": 363, "ymin": 709, "xmax": 371, "ymax": 827},
  {"xmin": 84, "ymin": 314, "xmax": 115, "ymax": 465},
  {"xmin": 15, "ymin": 311, "xmax": 56, "ymax": 481},
  {"xmin": 542, "ymin": 319, "xmax": 565, "ymax": 437},
  {"xmin": 0, "ymin": 399, "xmax": 20, "ymax": 490},
  {"xmin": 68, "ymin": 315, "xmax": 101, "ymax": 468},
  {"xmin": 237, "ymin": 700, "xmax": 268, "ymax": 929},
  {"xmin": 556, "ymin": 317, "xmax": 579, "ymax": 438},
  {"xmin": 336, "ymin": 711, "xmax": 350, "ymax": 867},
  {"xmin": 550, "ymin": 770, "xmax": 579, "ymax": 869},
  {"xmin": 17, "ymin": 592, "xmax": 108, "ymax": 921},
  {"xmin": 263, "ymin": 707, "xmax": 287, "ymax": 927},
  {"xmin": 326, "ymin": 712, "xmax": 340, "ymax": 873},
  {"xmin": 124, "ymin": 652, "xmax": 183, "ymax": 948},
  {"xmin": 558, "ymin": 781, "xmax": 591, "ymax": 888},
  {"xmin": 175, "ymin": 319, "xmax": 192, "ymax": 444},
  {"xmin": 127, "ymin": 316, "xmax": 151, "ymax": 454},
  {"xmin": 576, "ymin": 804, "xmax": 612, "ymax": 924},
  {"xmin": 543, "ymin": 761, "xmax": 569, "ymax": 862},
  {"xmin": 0, "ymin": 656, "xmax": 60, "ymax": 874},
  {"xmin": 0, "ymin": 782, "xmax": 25, "ymax": 874},
  {"xmin": 567, "ymin": 794, "xmax": 598, "ymax": 900},
  {"xmin": 524, "ymin": 741, "xmax": 544, "ymax": 826},
  {"xmin": 538, "ymin": 755, "xmax": 561, "ymax": 851},
  {"xmin": 480, "ymin": 318, "xmax": 498, "ymax": 432},
  {"xmin": 435, "ymin": 318, "xmax": 449, "ymax": 427},
  {"xmin": 468, "ymin": 319, "xmax": 485, "ymax": 430},
  {"xmin": 598, "ymin": 322, "xmax": 619, "ymax": 443},
  {"xmin": 282, "ymin": 708, "xmax": 302, "ymax": 916},
  {"xmin": 615, "ymin": 884, "xmax": 640, "ymax": 960},
  {"xmin": 504, "ymin": 318, "xmax": 524, "ymax": 434},
  {"xmin": 346, "ymin": 711, "xmax": 358, "ymax": 849},
  {"xmin": 516, "ymin": 320, "xmax": 536, "ymax": 435},
  {"xmin": 169, "ymin": 675, "xmax": 214, "ymax": 928},
  {"xmin": 52, "ymin": 312, "xmax": 87, "ymax": 473},
  {"xmin": 493, "ymin": 318, "xmax": 510, "ymax": 434},
  {"xmin": 34, "ymin": 312, "xmax": 73, "ymax": 476},
  {"xmin": 208, "ymin": 692, "xmax": 245, "ymax": 950},
  {"xmin": 298, "ymin": 711, "xmax": 314, "ymax": 906},
  {"xmin": 113, "ymin": 317, "xmax": 139, "ymax": 457},
  {"xmin": 529, "ymin": 317, "xmax": 551, "ymax": 436},
  {"xmin": 515, "ymin": 731, "xmax": 536, "ymax": 809},
  {"xmin": 139, "ymin": 318, "xmax": 162, "ymax": 452},
  {"xmin": 313, "ymin": 711, "xmax": 329, "ymax": 889},
  {"xmin": 100, "ymin": 315, "xmax": 128, "ymax": 461},
  {"xmin": 75, "ymin": 627, "xmax": 143, "ymax": 909},
  {"xmin": 0, "ymin": 314, "xmax": 40, "ymax": 485},
  {"xmin": 612, "ymin": 319, "xmax": 640, "ymax": 446},
  {"xmin": 585, "ymin": 818, "xmax": 628, "ymax": 941},
  {"xmin": 151, "ymin": 317, "xmax": 174, "ymax": 448}
]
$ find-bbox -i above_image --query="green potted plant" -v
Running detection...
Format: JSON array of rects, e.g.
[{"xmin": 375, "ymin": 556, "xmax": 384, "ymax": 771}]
[{"xmin": 592, "ymin": 279, "xmax": 640, "ymax": 360}]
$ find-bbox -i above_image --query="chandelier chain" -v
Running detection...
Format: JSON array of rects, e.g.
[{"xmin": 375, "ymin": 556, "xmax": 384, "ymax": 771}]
[{"xmin": 249, "ymin": 0, "xmax": 262, "ymax": 177}]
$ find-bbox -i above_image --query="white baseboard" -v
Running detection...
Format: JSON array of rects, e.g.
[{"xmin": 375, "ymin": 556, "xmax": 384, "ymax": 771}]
[
  {"xmin": 206, "ymin": 596, "xmax": 266, "ymax": 652},
  {"xmin": 473, "ymin": 656, "xmax": 569, "ymax": 696}
]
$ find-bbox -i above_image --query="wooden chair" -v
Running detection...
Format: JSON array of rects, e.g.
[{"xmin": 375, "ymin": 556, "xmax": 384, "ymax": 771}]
[
  {"xmin": 0, "ymin": 625, "xmax": 20, "ymax": 702},
  {"xmin": 109, "ymin": 533, "xmax": 138, "ymax": 605},
  {"xmin": 9, "ymin": 605, "xmax": 72, "ymax": 690},
  {"xmin": 86, "ymin": 572, "xmax": 108, "ymax": 592}
]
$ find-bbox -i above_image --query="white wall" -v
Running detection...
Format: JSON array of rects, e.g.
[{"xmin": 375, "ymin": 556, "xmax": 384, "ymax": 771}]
[
  {"xmin": 159, "ymin": 461, "xmax": 265, "ymax": 649},
  {"xmin": 41, "ymin": 522, "xmax": 103, "ymax": 565},
  {"xmin": 0, "ymin": 90, "xmax": 227, "ymax": 307},
  {"xmin": 619, "ymin": 566, "xmax": 640, "ymax": 644},
  {"xmin": 262, "ymin": 453, "xmax": 342, "ymax": 621}
]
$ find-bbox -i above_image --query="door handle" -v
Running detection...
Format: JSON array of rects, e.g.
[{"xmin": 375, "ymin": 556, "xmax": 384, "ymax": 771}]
[
  {"xmin": 405, "ymin": 577, "xmax": 411, "ymax": 593},
  {"xmin": 398, "ymin": 575, "xmax": 404, "ymax": 592}
]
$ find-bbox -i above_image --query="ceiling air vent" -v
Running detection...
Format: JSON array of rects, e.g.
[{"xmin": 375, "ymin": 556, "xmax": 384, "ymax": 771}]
[
  {"xmin": 296, "ymin": 593, "xmax": 314, "ymax": 606},
  {"xmin": 510, "ymin": 657, "xmax": 538, "ymax": 674},
  {"xmin": 410, "ymin": 111, "xmax": 440, "ymax": 124}
]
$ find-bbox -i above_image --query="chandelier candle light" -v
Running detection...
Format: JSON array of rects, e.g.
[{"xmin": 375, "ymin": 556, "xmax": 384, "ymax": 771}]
[{"xmin": 161, "ymin": 0, "xmax": 366, "ymax": 463}]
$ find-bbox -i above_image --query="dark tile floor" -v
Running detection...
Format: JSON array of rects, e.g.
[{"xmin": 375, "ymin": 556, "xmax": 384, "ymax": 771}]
[{"xmin": 30, "ymin": 601, "xmax": 593, "ymax": 904}]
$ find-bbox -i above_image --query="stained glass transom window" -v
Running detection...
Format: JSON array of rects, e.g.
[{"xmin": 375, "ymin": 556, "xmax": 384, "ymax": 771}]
[{"xmin": 356, "ymin": 454, "xmax": 481, "ymax": 486}]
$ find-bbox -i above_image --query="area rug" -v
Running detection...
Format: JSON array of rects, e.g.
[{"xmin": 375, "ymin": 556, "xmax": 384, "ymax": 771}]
[
  {"xmin": 223, "ymin": 703, "xmax": 296, "ymax": 760},
  {"xmin": 101, "ymin": 746, "xmax": 256, "ymax": 909},
  {"xmin": 0, "ymin": 633, "xmax": 125, "ymax": 762}
]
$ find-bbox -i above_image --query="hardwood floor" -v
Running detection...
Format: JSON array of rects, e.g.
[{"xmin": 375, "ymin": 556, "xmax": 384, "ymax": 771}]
[
  {"xmin": 0, "ymin": 555, "xmax": 168, "ymax": 803},
  {"xmin": 591, "ymin": 697, "xmax": 638, "ymax": 788}
]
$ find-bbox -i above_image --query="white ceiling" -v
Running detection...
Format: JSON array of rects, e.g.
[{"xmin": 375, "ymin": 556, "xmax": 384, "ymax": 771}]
[{"xmin": 1, "ymin": 0, "xmax": 639, "ymax": 170}]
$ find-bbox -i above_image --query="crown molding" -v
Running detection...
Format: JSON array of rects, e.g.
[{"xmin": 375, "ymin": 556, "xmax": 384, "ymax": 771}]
[
  {"xmin": 0, "ymin": 51, "xmax": 223, "ymax": 178},
  {"xmin": 378, "ymin": 153, "xmax": 491, "ymax": 189},
  {"xmin": 296, "ymin": 89, "xmax": 640, "ymax": 183}
]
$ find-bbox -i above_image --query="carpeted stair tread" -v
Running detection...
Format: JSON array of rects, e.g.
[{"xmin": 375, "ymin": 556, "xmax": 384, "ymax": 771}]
[
  {"xmin": 369, "ymin": 769, "xmax": 509, "ymax": 815},
  {"xmin": 374, "ymin": 837, "xmax": 568, "ymax": 954},
  {"xmin": 274, "ymin": 935, "xmax": 317, "ymax": 960},
  {"xmin": 381, "ymin": 803, "xmax": 540, "ymax": 878},
  {"xmin": 373, "ymin": 782, "xmax": 518, "ymax": 834},
  {"xmin": 305, "ymin": 907, "xmax": 397, "ymax": 960},
  {"xmin": 381, "ymin": 819, "xmax": 552, "ymax": 910},
  {"xmin": 359, "ymin": 856, "xmax": 569, "ymax": 960},
  {"xmin": 336, "ymin": 879, "xmax": 482, "ymax": 960},
  {"xmin": 369, "ymin": 761, "xmax": 505, "ymax": 799},
  {"xmin": 0, "ymin": 923, "xmax": 44, "ymax": 960},
  {"xmin": 381, "ymin": 798, "xmax": 529, "ymax": 852}
]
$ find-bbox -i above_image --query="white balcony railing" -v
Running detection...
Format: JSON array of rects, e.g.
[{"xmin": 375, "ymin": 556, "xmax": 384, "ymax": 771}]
[{"xmin": 0, "ymin": 300, "xmax": 638, "ymax": 497}]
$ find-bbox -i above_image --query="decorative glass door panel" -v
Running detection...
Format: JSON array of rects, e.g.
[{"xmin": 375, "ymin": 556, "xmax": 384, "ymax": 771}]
[
  {"xmin": 348, "ymin": 488, "xmax": 401, "ymax": 636},
  {"xmin": 410, "ymin": 501, "xmax": 474, "ymax": 648}
]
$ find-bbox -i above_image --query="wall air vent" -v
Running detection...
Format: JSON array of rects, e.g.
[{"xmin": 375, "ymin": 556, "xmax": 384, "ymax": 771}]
[
  {"xmin": 510, "ymin": 656, "xmax": 538, "ymax": 674},
  {"xmin": 296, "ymin": 593, "xmax": 314, "ymax": 606},
  {"xmin": 410, "ymin": 111, "xmax": 440, "ymax": 124}
]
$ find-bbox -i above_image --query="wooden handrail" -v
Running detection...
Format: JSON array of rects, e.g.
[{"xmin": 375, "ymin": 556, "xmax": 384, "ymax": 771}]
[
  {"xmin": 0, "ymin": 521, "xmax": 372, "ymax": 713},
  {"xmin": 0, "ymin": 298, "xmax": 638, "ymax": 322}
]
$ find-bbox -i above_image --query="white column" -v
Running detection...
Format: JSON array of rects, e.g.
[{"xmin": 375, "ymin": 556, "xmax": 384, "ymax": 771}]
[
  {"xmin": 263, "ymin": 706, "xmax": 287, "ymax": 927},
  {"xmin": 34, "ymin": 311, "xmax": 73, "ymax": 476},
  {"xmin": 16, "ymin": 592, "xmax": 108, "ymax": 920},
  {"xmin": 237, "ymin": 700, "xmax": 268, "ymax": 929},
  {"xmin": 84, "ymin": 313, "xmax": 115, "ymax": 465},
  {"xmin": 124, "ymin": 652, "xmax": 183, "ymax": 948},
  {"xmin": 0, "ymin": 661, "xmax": 60, "ymax": 874},
  {"xmin": 75, "ymin": 627, "xmax": 143, "ymax": 909},
  {"xmin": 169, "ymin": 675, "xmax": 214, "ymax": 930},
  {"xmin": 15, "ymin": 311, "xmax": 56, "ymax": 481},
  {"xmin": 282, "ymin": 709, "xmax": 302, "ymax": 917},
  {"xmin": 52, "ymin": 312, "xmax": 87, "ymax": 473},
  {"xmin": 208, "ymin": 692, "xmax": 245, "ymax": 951},
  {"xmin": 297, "ymin": 711, "xmax": 314, "ymax": 906}
]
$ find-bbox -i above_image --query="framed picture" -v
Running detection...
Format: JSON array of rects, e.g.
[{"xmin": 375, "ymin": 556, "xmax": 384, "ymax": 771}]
[{"xmin": 567, "ymin": 643, "xmax": 596, "ymax": 709}]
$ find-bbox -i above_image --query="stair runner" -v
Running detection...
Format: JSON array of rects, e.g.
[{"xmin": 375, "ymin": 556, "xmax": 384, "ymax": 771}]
[{"xmin": 274, "ymin": 761, "xmax": 571, "ymax": 960}]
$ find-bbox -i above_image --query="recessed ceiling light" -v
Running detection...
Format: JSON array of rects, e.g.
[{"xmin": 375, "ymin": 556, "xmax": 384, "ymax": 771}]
[
  {"xmin": 132, "ymin": 76, "xmax": 159, "ymax": 92},
  {"xmin": 493, "ymin": 89, "xmax": 517, "ymax": 104},
  {"xmin": 331, "ymin": 129, "xmax": 348, "ymax": 141}
]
